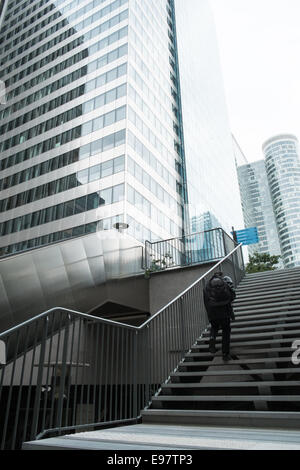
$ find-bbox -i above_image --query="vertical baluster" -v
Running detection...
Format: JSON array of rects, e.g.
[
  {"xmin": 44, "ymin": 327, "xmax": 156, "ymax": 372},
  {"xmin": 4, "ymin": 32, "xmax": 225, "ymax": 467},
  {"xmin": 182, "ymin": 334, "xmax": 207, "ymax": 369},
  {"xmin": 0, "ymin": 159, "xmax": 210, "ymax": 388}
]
[
  {"xmin": 72, "ymin": 317, "xmax": 82, "ymax": 427},
  {"xmin": 11, "ymin": 324, "xmax": 30, "ymax": 449},
  {"xmin": 21, "ymin": 320, "xmax": 39, "ymax": 446},
  {"xmin": 1, "ymin": 329, "xmax": 20, "ymax": 449}
]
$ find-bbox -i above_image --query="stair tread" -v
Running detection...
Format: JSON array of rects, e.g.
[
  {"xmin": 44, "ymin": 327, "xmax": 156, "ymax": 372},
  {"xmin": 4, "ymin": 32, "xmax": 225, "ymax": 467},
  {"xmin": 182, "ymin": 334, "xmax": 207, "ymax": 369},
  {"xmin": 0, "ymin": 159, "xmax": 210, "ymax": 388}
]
[
  {"xmin": 190, "ymin": 347, "xmax": 294, "ymax": 354},
  {"xmin": 171, "ymin": 367, "xmax": 299, "ymax": 376},
  {"xmin": 162, "ymin": 381, "xmax": 300, "ymax": 388},
  {"xmin": 204, "ymin": 321, "xmax": 300, "ymax": 334},
  {"xmin": 152, "ymin": 395, "xmax": 300, "ymax": 401},
  {"xmin": 181, "ymin": 357, "xmax": 297, "ymax": 366}
]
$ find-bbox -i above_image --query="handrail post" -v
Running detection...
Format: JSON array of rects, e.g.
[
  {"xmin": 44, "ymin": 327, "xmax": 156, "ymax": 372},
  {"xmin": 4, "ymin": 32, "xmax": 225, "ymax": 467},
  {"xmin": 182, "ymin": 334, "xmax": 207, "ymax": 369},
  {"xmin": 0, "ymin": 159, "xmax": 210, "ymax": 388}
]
[
  {"xmin": 133, "ymin": 330, "xmax": 138, "ymax": 417},
  {"xmin": 30, "ymin": 315, "xmax": 48, "ymax": 441},
  {"xmin": 55, "ymin": 313, "xmax": 71, "ymax": 433},
  {"xmin": 180, "ymin": 296, "xmax": 185, "ymax": 354}
]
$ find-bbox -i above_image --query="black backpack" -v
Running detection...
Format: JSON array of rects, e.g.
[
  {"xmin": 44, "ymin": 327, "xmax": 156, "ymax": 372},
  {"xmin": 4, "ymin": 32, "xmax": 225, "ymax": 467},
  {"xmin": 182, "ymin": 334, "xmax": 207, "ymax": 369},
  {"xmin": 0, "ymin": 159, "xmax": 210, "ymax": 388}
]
[{"xmin": 208, "ymin": 277, "xmax": 232, "ymax": 307}]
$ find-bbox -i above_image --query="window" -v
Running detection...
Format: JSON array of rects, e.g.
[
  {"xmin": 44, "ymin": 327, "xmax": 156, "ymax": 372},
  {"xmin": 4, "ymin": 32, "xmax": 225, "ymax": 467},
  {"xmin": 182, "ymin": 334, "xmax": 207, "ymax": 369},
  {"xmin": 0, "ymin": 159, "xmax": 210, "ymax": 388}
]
[
  {"xmin": 113, "ymin": 184, "xmax": 124, "ymax": 203},
  {"xmin": 100, "ymin": 187, "xmax": 112, "ymax": 205},
  {"xmin": 89, "ymin": 164, "xmax": 100, "ymax": 182},
  {"xmin": 74, "ymin": 196, "xmax": 86, "ymax": 214},
  {"xmin": 77, "ymin": 169, "xmax": 89, "ymax": 185}
]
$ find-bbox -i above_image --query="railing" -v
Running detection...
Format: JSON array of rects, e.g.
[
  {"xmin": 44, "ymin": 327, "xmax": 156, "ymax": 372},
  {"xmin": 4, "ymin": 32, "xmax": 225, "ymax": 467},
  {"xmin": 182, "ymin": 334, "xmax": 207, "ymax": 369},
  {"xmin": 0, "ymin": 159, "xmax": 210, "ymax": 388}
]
[
  {"xmin": 0, "ymin": 243, "xmax": 244, "ymax": 449},
  {"xmin": 144, "ymin": 228, "xmax": 238, "ymax": 272}
]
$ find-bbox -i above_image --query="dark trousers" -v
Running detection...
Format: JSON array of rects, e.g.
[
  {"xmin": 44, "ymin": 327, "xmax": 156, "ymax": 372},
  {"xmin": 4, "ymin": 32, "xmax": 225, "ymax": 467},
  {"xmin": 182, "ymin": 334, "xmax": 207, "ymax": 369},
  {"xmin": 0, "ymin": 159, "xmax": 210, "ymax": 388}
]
[{"xmin": 209, "ymin": 318, "xmax": 231, "ymax": 355}]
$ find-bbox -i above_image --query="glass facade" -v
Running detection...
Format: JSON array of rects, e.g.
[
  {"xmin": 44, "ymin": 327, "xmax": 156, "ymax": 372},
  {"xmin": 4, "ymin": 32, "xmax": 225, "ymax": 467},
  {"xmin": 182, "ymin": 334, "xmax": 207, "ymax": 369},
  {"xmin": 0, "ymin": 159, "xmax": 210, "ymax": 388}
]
[
  {"xmin": 0, "ymin": 0, "xmax": 185, "ymax": 257},
  {"xmin": 237, "ymin": 159, "xmax": 282, "ymax": 263},
  {"xmin": 174, "ymin": 0, "xmax": 244, "ymax": 234},
  {"xmin": 263, "ymin": 134, "xmax": 300, "ymax": 268},
  {"xmin": 0, "ymin": 0, "xmax": 244, "ymax": 260}
]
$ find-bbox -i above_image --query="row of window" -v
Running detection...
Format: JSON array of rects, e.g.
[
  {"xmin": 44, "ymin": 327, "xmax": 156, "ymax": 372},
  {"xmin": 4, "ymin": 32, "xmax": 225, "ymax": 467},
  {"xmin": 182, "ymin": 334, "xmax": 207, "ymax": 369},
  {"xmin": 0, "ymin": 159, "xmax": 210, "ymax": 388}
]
[
  {"xmin": 0, "ymin": 7, "xmax": 128, "ymax": 82},
  {"xmin": 0, "ymin": 155, "xmax": 125, "ymax": 213},
  {"xmin": 1, "ymin": 0, "xmax": 55, "ymax": 35},
  {"xmin": 4, "ymin": 41, "xmax": 127, "ymax": 108},
  {"xmin": 127, "ymin": 155, "xmax": 178, "ymax": 212},
  {"xmin": 130, "ymin": 64, "xmax": 172, "ymax": 124},
  {"xmin": 132, "ymin": 0, "xmax": 171, "ymax": 71},
  {"xmin": 0, "ymin": 129, "xmax": 125, "ymax": 186},
  {"xmin": 127, "ymin": 215, "xmax": 159, "ymax": 244},
  {"xmin": 4, "ymin": 0, "xmax": 48, "ymax": 22},
  {"xmin": 2, "ymin": 20, "xmax": 128, "ymax": 87},
  {"xmin": 127, "ymin": 129, "xmax": 176, "ymax": 191},
  {"xmin": 1, "ymin": 67, "xmax": 86, "ymax": 121},
  {"xmin": 0, "ymin": 103, "xmax": 126, "ymax": 169},
  {"xmin": 0, "ymin": 63, "xmax": 127, "ymax": 136},
  {"xmin": 129, "ymin": 30, "xmax": 175, "ymax": 112},
  {"xmin": 129, "ymin": 83, "xmax": 174, "ymax": 149},
  {"xmin": 0, "ymin": 183, "xmax": 125, "ymax": 236},
  {"xmin": 0, "ymin": 214, "xmax": 124, "ymax": 258},
  {"xmin": 130, "ymin": 7, "xmax": 172, "ymax": 92},
  {"xmin": 2, "ymin": 0, "xmax": 124, "ymax": 59},
  {"xmin": 128, "ymin": 105, "xmax": 177, "ymax": 170},
  {"xmin": 127, "ymin": 184, "xmax": 180, "ymax": 237},
  {"xmin": 0, "ymin": 87, "xmax": 126, "ymax": 152},
  {"xmin": 6, "ymin": 46, "xmax": 88, "ymax": 101},
  {"xmin": 128, "ymin": 63, "xmax": 174, "ymax": 133},
  {"xmin": 2, "ymin": 6, "xmax": 62, "ymax": 47}
]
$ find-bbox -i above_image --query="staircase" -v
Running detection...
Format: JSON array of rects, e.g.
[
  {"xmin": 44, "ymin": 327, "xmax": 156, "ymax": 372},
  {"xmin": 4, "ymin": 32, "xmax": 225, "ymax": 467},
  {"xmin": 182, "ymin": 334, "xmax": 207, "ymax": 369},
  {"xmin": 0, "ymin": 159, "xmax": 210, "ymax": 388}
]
[{"xmin": 142, "ymin": 267, "xmax": 300, "ymax": 430}]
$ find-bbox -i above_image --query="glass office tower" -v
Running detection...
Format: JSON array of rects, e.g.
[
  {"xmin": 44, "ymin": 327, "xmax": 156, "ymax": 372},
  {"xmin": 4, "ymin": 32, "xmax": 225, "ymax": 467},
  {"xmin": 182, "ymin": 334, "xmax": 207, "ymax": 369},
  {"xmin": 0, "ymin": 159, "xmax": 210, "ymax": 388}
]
[
  {"xmin": 0, "ymin": 0, "xmax": 186, "ymax": 257},
  {"xmin": 263, "ymin": 134, "xmax": 300, "ymax": 268},
  {"xmin": 174, "ymin": 0, "xmax": 244, "ymax": 234},
  {"xmin": 0, "ymin": 0, "xmax": 243, "ymax": 259},
  {"xmin": 237, "ymin": 159, "xmax": 282, "ymax": 261}
]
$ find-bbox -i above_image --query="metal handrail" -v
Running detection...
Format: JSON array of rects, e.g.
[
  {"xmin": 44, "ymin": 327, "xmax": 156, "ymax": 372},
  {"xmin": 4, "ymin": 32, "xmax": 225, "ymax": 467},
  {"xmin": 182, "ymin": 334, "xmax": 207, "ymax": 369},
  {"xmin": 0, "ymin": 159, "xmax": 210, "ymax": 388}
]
[
  {"xmin": 0, "ymin": 243, "xmax": 242, "ymax": 340},
  {"xmin": 0, "ymin": 242, "xmax": 244, "ymax": 449},
  {"xmin": 144, "ymin": 227, "xmax": 236, "ymax": 271}
]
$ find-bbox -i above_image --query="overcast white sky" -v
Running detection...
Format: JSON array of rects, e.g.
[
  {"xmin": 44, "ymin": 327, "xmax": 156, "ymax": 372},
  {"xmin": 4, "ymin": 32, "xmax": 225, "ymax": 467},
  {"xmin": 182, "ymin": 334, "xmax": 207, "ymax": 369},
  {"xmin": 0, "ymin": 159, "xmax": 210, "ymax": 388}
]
[{"xmin": 210, "ymin": 0, "xmax": 300, "ymax": 162}]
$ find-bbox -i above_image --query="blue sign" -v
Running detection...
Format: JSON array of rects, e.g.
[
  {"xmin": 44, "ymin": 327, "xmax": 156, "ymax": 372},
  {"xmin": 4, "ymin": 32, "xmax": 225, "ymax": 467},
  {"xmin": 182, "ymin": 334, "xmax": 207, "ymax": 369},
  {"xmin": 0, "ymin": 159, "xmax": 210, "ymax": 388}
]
[{"xmin": 232, "ymin": 227, "xmax": 259, "ymax": 245}]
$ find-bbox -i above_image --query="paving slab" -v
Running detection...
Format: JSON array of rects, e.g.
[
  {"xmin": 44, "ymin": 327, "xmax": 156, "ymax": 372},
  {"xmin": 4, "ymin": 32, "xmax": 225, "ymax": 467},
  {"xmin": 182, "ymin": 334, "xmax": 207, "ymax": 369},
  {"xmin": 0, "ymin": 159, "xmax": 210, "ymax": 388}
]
[{"xmin": 22, "ymin": 423, "xmax": 300, "ymax": 450}]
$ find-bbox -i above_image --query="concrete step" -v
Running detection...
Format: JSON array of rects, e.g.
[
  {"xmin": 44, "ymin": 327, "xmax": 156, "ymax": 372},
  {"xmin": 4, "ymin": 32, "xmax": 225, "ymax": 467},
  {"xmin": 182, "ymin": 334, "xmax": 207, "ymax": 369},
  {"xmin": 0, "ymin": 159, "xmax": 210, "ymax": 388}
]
[
  {"xmin": 223, "ymin": 316, "xmax": 300, "ymax": 328},
  {"xmin": 195, "ymin": 337, "xmax": 299, "ymax": 348},
  {"xmin": 180, "ymin": 357, "xmax": 297, "ymax": 368},
  {"xmin": 234, "ymin": 288, "xmax": 300, "ymax": 300},
  {"xmin": 203, "ymin": 321, "xmax": 300, "ymax": 335},
  {"xmin": 237, "ymin": 278, "xmax": 300, "ymax": 289},
  {"xmin": 170, "ymin": 367, "xmax": 300, "ymax": 379},
  {"xmin": 233, "ymin": 294, "xmax": 300, "ymax": 307},
  {"xmin": 190, "ymin": 346, "xmax": 295, "ymax": 356},
  {"xmin": 23, "ymin": 421, "xmax": 300, "ymax": 449},
  {"xmin": 231, "ymin": 310, "xmax": 300, "ymax": 322},
  {"xmin": 234, "ymin": 299, "xmax": 300, "ymax": 312},
  {"xmin": 162, "ymin": 381, "xmax": 300, "ymax": 390},
  {"xmin": 151, "ymin": 395, "xmax": 300, "ymax": 405},
  {"xmin": 199, "ymin": 328, "xmax": 300, "ymax": 342},
  {"xmin": 236, "ymin": 282, "xmax": 300, "ymax": 294},
  {"xmin": 141, "ymin": 409, "xmax": 300, "ymax": 431},
  {"xmin": 241, "ymin": 268, "xmax": 300, "ymax": 279}
]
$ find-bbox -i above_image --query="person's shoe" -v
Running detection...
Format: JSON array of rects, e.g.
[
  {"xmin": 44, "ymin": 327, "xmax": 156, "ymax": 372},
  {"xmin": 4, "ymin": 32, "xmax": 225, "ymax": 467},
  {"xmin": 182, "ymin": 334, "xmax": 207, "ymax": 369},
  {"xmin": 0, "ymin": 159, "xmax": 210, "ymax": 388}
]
[
  {"xmin": 222, "ymin": 354, "xmax": 232, "ymax": 362},
  {"xmin": 209, "ymin": 345, "xmax": 217, "ymax": 354}
]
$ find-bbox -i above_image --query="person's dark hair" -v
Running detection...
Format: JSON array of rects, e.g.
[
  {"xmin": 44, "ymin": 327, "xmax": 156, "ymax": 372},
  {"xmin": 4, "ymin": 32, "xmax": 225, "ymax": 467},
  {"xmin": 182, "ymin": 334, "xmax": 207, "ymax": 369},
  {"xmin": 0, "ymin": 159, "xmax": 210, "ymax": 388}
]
[{"xmin": 214, "ymin": 271, "xmax": 223, "ymax": 277}]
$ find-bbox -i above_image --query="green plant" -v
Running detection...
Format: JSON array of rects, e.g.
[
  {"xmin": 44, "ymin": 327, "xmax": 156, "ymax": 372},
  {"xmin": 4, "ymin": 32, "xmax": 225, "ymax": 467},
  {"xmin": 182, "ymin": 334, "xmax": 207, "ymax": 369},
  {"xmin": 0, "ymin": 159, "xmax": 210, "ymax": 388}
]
[
  {"xmin": 245, "ymin": 252, "xmax": 281, "ymax": 274},
  {"xmin": 144, "ymin": 253, "xmax": 174, "ymax": 278}
]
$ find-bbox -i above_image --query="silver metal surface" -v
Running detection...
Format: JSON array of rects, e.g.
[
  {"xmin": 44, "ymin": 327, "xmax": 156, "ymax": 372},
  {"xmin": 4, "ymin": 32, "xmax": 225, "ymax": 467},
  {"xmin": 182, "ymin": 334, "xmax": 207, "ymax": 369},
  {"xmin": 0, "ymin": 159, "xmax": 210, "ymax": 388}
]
[{"xmin": 0, "ymin": 230, "xmax": 144, "ymax": 332}]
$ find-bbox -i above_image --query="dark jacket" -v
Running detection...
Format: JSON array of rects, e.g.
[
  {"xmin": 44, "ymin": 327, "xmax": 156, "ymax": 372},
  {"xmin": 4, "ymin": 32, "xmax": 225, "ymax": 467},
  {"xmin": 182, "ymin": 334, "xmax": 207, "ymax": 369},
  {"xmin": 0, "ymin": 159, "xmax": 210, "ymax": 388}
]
[{"xmin": 203, "ymin": 275, "xmax": 236, "ymax": 322}]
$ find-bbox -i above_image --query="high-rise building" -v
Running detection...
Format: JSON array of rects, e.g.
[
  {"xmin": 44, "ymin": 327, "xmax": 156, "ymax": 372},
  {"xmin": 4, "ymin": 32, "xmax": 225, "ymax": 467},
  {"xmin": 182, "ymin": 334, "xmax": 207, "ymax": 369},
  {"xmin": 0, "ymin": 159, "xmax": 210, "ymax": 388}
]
[
  {"xmin": 237, "ymin": 159, "xmax": 282, "ymax": 261},
  {"xmin": 174, "ymin": 0, "xmax": 243, "ymax": 233},
  {"xmin": 263, "ymin": 134, "xmax": 300, "ymax": 268},
  {"xmin": 237, "ymin": 133, "xmax": 300, "ymax": 269},
  {"xmin": 0, "ymin": 0, "xmax": 243, "ymax": 259}
]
